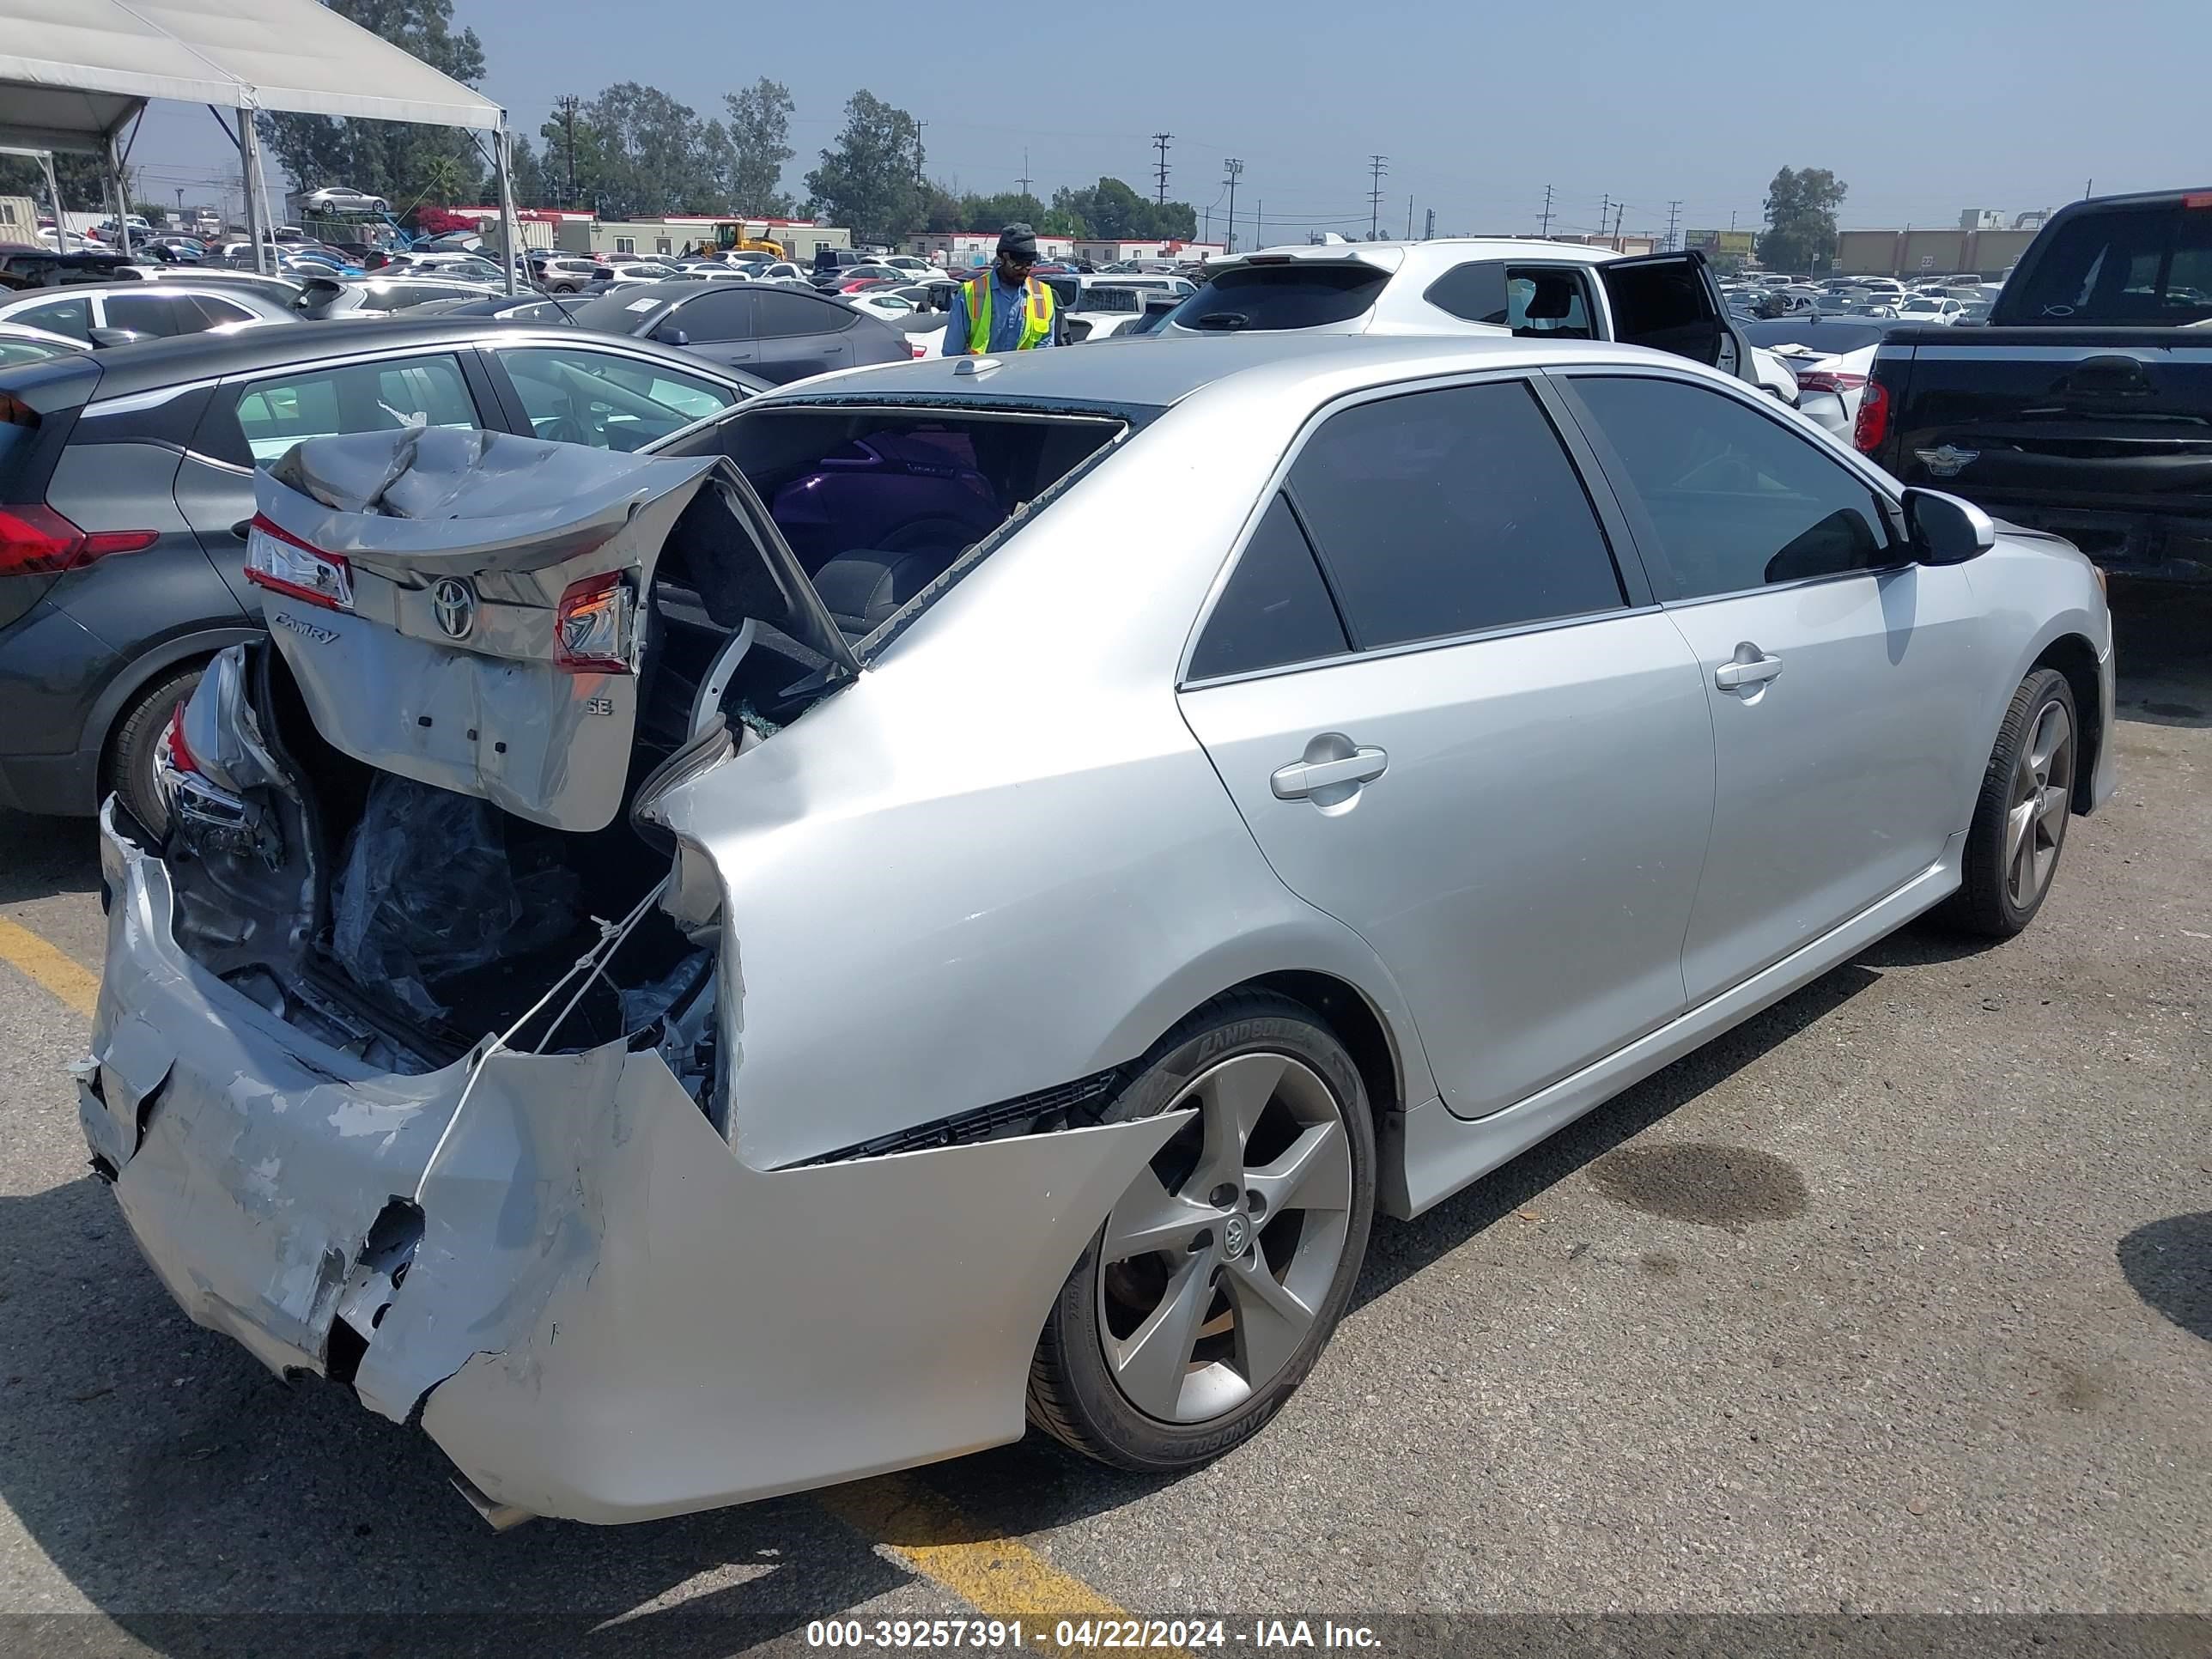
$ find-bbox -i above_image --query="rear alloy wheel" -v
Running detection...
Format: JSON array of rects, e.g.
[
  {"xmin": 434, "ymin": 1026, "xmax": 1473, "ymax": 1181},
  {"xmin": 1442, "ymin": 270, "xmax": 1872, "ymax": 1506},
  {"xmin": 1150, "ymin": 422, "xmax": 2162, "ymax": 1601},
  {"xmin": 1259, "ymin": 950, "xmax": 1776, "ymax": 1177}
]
[
  {"xmin": 103, "ymin": 664, "xmax": 203, "ymax": 838},
  {"xmin": 1027, "ymin": 993, "xmax": 1375, "ymax": 1471},
  {"xmin": 1943, "ymin": 666, "xmax": 2077, "ymax": 938}
]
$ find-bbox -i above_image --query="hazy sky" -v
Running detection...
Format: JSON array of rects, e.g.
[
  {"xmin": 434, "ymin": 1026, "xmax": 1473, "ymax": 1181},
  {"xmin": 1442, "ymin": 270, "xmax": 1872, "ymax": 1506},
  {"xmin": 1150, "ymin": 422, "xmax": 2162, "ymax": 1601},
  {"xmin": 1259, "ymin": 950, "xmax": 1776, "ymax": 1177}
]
[{"xmin": 119, "ymin": 0, "xmax": 2207, "ymax": 240}]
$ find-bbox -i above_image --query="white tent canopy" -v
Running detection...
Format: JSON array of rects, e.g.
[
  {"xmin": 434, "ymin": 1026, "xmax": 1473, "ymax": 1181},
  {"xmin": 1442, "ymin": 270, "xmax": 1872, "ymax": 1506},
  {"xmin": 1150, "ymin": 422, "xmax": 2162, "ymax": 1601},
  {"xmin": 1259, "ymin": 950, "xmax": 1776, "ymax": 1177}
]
[{"xmin": 0, "ymin": 0, "xmax": 518, "ymax": 286}]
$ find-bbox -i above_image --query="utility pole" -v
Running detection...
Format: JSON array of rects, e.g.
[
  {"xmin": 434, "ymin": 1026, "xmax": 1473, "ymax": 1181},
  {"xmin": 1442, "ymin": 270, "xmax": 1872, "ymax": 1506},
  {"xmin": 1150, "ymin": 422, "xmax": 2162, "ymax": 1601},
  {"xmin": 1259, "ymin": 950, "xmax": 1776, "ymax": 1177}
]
[
  {"xmin": 1223, "ymin": 158, "xmax": 1243, "ymax": 254},
  {"xmin": 1016, "ymin": 149, "xmax": 1033, "ymax": 200},
  {"xmin": 1599, "ymin": 194, "xmax": 1610, "ymax": 243},
  {"xmin": 1367, "ymin": 155, "xmax": 1389, "ymax": 240},
  {"xmin": 1255, "ymin": 198, "xmax": 1262, "ymax": 250},
  {"xmin": 1665, "ymin": 198, "xmax": 1681, "ymax": 251},
  {"xmin": 1612, "ymin": 202, "xmax": 1625, "ymax": 246},
  {"xmin": 1152, "ymin": 133, "xmax": 1172, "ymax": 205},
  {"xmin": 914, "ymin": 119, "xmax": 927, "ymax": 186},
  {"xmin": 554, "ymin": 94, "xmax": 580, "ymax": 206},
  {"xmin": 1424, "ymin": 206, "xmax": 1435, "ymax": 241},
  {"xmin": 1539, "ymin": 183, "xmax": 1553, "ymax": 237},
  {"xmin": 1406, "ymin": 194, "xmax": 1413, "ymax": 239}
]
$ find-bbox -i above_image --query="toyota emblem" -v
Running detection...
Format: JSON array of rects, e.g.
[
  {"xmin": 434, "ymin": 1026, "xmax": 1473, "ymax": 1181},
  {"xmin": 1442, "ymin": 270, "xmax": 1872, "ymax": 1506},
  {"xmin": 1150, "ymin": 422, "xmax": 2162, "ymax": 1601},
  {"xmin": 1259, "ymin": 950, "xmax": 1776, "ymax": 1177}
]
[{"xmin": 430, "ymin": 576, "xmax": 477, "ymax": 640}]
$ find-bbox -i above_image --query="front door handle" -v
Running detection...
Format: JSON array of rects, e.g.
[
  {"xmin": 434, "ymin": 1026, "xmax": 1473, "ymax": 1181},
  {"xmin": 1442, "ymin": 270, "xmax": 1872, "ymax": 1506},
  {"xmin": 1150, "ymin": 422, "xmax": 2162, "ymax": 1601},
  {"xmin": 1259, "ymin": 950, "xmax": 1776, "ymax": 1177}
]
[
  {"xmin": 1713, "ymin": 644, "xmax": 1784, "ymax": 691},
  {"xmin": 1272, "ymin": 744, "xmax": 1388, "ymax": 800}
]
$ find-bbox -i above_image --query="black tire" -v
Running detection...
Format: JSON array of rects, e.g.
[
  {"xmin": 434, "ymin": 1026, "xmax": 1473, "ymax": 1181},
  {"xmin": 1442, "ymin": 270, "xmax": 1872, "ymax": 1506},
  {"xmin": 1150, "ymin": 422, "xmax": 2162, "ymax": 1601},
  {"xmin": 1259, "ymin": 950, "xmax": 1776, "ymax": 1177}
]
[
  {"xmin": 1940, "ymin": 666, "xmax": 2078, "ymax": 939},
  {"xmin": 102, "ymin": 664, "xmax": 202, "ymax": 837},
  {"xmin": 1026, "ymin": 990, "xmax": 1376, "ymax": 1472}
]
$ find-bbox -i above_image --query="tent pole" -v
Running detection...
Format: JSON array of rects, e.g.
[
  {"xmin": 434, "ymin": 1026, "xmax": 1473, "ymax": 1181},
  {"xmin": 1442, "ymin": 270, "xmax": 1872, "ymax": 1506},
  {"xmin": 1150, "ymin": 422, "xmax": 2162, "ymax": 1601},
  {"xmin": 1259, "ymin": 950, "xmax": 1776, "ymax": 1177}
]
[
  {"xmin": 105, "ymin": 131, "xmax": 132, "ymax": 258},
  {"xmin": 250, "ymin": 112, "xmax": 280, "ymax": 274},
  {"xmin": 38, "ymin": 152, "xmax": 64, "ymax": 251},
  {"xmin": 236, "ymin": 108, "xmax": 265, "ymax": 273},
  {"xmin": 495, "ymin": 115, "xmax": 519, "ymax": 295}
]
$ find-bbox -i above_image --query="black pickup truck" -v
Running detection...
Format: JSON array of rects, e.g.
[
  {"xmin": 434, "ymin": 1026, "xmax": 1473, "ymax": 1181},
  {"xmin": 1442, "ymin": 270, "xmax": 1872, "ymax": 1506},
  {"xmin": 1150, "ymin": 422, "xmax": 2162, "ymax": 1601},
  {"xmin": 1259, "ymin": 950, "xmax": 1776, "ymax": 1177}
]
[{"xmin": 1859, "ymin": 188, "xmax": 2212, "ymax": 580}]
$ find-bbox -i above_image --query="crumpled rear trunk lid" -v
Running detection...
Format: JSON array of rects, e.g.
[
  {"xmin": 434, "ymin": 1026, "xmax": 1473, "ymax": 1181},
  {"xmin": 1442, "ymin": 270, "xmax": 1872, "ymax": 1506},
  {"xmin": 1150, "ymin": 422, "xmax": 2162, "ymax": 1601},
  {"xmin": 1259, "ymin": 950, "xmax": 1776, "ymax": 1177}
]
[{"xmin": 252, "ymin": 426, "xmax": 856, "ymax": 831}]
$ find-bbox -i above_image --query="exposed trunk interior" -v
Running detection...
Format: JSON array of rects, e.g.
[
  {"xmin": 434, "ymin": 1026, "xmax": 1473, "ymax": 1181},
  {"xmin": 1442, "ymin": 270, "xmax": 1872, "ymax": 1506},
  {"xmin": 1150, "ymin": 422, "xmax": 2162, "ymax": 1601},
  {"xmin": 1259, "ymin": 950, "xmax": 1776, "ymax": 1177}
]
[{"xmin": 158, "ymin": 410, "xmax": 1127, "ymax": 1117}]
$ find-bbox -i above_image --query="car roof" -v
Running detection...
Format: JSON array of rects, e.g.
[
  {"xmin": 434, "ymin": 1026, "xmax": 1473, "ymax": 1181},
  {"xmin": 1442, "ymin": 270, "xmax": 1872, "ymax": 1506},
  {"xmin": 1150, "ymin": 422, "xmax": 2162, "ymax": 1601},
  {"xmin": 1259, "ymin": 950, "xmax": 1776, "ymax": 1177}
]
[
  {"xmin": 758, "ymin": 331, "xmax": 1704, "ymax": 413},
  {"xmin": 1206, "ymin": 237, "xmax": 1628, "ymax": 276},
  {"xmin": 55, "ymin": 316, "xmax": 746, "ymax": 401}
]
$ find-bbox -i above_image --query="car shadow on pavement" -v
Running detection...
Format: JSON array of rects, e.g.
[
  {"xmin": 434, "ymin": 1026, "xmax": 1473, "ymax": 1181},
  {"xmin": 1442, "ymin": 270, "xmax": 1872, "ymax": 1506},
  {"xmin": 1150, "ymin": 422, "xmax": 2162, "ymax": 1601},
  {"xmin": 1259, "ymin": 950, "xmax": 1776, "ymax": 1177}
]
[
  {"xmin": 2117, "ymin": 1212, "xmax": 2212, "ymax": 1345},
  {"xmin": 1346, "ymin": 962, "xmax": 1880, "ymax": 1313},
  {"xmin": 0, "ymin": 810, "xmax": 100, "ymax": 908},
  {"xmin": 0, "ymin": 1176, "xmax": 915, "ymax": 1654}
]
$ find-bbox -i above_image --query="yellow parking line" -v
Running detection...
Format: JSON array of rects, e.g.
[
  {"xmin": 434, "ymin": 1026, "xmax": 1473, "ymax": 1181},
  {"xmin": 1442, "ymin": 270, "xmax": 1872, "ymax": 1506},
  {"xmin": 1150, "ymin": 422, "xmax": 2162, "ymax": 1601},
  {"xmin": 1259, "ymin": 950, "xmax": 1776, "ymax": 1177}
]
[
  {"xmin": 819, "ymin": 1473, "xmax": 1187, "ymax": 1654},
  {"xmin": 0, "ymin": 916, "xmax": 99, "ymax": 1018}
]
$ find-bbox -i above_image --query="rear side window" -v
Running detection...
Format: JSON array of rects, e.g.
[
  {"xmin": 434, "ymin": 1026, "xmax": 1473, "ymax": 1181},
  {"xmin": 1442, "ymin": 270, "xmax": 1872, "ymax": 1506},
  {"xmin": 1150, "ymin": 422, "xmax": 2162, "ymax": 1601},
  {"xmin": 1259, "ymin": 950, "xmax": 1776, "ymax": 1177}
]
[
  {"xmin": 1188, "ymin": 494, "xmax": 1349, "ymax": 680},
  {"xmin": 2004, "ymin": 205, "xmax": 2212, "ymax": 324},
  {"xmin": 1170, "ymin": 264, "xmax": 1389, "ymax": 331},
  {"xmin": 1288, "ymin": 380, "xmax": 1626, "ymax": 648},
  {"xmin": 227, "ymin": 354, "xmax": 481, "ymax": 466}
]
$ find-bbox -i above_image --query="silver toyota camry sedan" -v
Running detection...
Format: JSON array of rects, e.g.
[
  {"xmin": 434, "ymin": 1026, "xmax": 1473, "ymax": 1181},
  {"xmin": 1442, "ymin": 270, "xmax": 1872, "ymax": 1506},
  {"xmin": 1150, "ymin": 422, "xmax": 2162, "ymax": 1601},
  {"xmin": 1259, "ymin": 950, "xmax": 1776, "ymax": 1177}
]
[{"xmin": 82, "ymin": 334, "xmax": 2114, "ymax": 1525}]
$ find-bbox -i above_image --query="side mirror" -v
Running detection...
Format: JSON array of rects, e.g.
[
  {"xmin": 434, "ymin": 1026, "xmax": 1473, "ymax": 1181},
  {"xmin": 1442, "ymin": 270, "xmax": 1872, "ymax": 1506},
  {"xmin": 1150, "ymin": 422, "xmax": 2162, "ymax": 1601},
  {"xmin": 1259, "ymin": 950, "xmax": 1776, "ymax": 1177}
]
[
  {"xmin": 1903, "ymin": 487, "xmax": 1996, "ymax": 565},
  {"xmin": 87, "ymin": 327, "xmax": 147, "ymax": 349},
  {"xmin": 656, "ymin": 325, "xmax": 690, "ymax": 347}
]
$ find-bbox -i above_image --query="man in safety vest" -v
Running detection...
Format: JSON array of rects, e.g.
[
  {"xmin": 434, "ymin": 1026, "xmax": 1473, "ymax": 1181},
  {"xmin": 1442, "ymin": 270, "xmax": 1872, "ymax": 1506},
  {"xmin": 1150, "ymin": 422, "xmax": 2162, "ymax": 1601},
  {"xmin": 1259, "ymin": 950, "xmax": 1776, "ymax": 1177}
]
[{"xmin": 942, "ymin": 223, "xmax": 1059, "ymax": 356}]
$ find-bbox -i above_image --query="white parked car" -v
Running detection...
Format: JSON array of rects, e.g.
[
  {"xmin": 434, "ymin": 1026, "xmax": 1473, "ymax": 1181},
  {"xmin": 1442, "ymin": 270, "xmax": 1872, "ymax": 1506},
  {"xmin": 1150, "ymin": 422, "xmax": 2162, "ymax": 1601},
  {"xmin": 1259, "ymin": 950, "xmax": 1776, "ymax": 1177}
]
[
  {"xmin": 1165, "ymin": 240, "xmax": 1804, "ymax": 408},
  {"xmin": 883, "ymin": 255, "xmax": 950, "ymax": 281},
  {"xmin": 1893, "ymin": 295, "xmax": 1968, "ymax": 325}
]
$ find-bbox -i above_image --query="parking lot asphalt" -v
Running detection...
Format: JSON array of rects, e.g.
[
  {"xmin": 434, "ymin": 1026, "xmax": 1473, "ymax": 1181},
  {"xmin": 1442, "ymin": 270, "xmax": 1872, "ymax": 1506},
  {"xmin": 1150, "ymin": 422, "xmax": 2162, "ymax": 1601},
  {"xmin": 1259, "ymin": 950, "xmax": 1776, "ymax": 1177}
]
[{"xmin": 0, "ymin": 583, "xmax": 2204, "ymax": 1654}]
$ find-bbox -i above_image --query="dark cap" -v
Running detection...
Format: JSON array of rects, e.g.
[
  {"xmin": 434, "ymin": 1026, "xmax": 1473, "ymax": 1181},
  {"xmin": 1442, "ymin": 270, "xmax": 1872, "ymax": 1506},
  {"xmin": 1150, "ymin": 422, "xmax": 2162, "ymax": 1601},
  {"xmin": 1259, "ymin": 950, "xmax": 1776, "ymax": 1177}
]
[{"xmin": 997, "ymin": 223, "xmax": 1038, "ymax": 258}]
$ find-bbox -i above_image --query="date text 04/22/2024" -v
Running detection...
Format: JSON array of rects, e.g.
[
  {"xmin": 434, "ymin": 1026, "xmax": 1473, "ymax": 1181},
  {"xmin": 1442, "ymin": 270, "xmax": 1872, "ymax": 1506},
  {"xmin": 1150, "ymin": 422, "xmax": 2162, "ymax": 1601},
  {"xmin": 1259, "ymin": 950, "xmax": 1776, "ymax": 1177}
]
[{"xmin": 802, "ymin": 1620, "xmax": 1381, "ymax": 1650}]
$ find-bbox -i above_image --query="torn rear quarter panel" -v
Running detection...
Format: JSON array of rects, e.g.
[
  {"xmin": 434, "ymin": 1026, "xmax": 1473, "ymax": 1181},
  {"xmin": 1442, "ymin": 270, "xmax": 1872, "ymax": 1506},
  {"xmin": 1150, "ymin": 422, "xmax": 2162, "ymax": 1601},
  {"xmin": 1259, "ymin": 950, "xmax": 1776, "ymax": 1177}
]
[{"xmin": 88, "ymin": 807, "xmax": 1185, "ymax": 1523}]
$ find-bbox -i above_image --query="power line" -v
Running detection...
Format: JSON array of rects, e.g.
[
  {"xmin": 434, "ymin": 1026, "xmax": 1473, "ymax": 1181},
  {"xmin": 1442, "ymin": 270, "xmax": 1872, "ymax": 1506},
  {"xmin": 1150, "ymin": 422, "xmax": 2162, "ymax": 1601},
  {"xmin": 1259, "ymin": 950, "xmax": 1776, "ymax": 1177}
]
[
  {"xmin": 1152, "ymin": 132, "xmax": 1172, "ymax": 205},
  {"xmin": 1367, "ymin": 155, "xmax": 1389, "ymax": 240}
]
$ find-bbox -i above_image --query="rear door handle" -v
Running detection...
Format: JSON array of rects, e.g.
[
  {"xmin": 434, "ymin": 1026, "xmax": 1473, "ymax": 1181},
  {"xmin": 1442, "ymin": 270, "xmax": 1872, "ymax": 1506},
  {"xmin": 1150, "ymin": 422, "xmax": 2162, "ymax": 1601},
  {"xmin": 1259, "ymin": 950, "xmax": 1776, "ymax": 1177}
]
[
  {"xmin": 1713, "ymin": 647, "xmax": 1784, "ymax": 691},
  {"xmin": 1272, "ymin": 745, "xmax": 1388, "ymax": 799}
]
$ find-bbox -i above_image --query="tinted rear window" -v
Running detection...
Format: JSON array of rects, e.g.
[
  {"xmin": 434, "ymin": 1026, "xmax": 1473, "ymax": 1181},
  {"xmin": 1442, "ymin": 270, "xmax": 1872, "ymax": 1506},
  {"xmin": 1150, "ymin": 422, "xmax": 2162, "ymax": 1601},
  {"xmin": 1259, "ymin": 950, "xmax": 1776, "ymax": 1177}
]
[
  {"xmin": 2002, "ymin": 204, "xmax": 2212, "ymax": 325},
  {"xmin": 1170, "ymin": 264, "xmax": 1389, "ymax": 331}
]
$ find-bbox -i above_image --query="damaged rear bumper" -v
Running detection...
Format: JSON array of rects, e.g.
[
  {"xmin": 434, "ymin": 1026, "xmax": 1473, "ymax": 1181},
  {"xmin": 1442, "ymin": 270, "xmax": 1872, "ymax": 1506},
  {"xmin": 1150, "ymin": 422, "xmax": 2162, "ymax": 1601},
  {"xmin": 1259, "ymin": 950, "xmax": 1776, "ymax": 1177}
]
[{"xmin": 82, "ymin": 804, "xmax": 1182, "ymax": 1524}]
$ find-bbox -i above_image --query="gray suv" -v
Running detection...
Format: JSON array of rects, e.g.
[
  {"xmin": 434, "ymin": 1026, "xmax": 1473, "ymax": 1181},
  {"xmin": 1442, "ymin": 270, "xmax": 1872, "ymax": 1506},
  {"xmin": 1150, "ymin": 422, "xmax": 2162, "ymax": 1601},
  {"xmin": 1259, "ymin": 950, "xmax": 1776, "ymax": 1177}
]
[{"xmin": 568, "ymin": 280, "xmax": 914, "ymax": 383}]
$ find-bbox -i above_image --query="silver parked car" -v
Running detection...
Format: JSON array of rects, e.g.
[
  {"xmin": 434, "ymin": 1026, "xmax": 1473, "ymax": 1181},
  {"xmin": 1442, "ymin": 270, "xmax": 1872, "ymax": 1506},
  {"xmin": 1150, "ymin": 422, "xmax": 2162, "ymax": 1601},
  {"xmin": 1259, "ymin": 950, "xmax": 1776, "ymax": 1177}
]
[{"xmin": 82, "ymin": 335, "xmax": 2113, "ymax": 1525}]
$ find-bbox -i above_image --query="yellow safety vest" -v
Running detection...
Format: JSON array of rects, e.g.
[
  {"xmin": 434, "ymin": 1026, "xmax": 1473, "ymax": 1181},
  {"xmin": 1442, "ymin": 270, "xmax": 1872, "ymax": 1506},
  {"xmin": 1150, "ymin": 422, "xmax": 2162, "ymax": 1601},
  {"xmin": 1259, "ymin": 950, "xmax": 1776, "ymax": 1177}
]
[{"xmin": 966, "ymin": 275, "xmax": 1055, "ymax": 352}]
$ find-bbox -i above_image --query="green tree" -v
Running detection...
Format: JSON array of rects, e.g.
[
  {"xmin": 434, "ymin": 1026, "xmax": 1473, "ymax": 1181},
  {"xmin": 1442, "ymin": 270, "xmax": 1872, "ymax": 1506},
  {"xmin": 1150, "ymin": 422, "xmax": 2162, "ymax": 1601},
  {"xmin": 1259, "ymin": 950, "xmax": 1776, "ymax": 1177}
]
[
  {"xmin": 581, "ymin": 82, "xmax": 722, "ymax": 217},
  {"xmin": 257, "ymin": 0, "xmax": 488, "ymax": 210},
  {"xmin": 0, "ymin": 152, "xmax": 109, "ymax": 212},
  {"xmin": 957, "ymin": 190, "xmax": 1048, "ymax": 232},
  {"xmin": 1759, "ymin": 166, "xmax": 1848, "ymax": 273},
  {"xmin": 417, "ymin": 155, "xmax": 465, "ymax": 206},
  {"xmin": 504, "ymin": 133, "xmax": 549, "ymax": 209},
  {"xmin": 723, "ymin": 78, "xmax": 796, "ymax": 216},
  {"xmin": 805, "ymin": 91, "xmax": 923, "ymax": 245}
]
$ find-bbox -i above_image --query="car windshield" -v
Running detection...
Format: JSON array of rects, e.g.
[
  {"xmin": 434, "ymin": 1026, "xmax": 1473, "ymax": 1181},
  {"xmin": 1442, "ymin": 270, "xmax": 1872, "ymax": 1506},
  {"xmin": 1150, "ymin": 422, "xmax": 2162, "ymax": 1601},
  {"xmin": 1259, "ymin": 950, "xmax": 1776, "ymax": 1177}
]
[{"xmin": 1168, "ymin": 263, "xmax": 1389, "ymax": 331}]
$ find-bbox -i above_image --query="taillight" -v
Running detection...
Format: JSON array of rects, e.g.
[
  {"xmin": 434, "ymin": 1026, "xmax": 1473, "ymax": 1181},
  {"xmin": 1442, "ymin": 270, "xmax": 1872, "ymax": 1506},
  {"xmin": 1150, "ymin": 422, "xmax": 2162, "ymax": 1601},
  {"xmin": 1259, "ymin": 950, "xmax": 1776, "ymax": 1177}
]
[
  {"xmin": 554, "ymin": 570, "xmax": 635, "ymax": 673},
  {"xmin": 1792, "ymin": 370, "xmax": 1867, "ymax": 395},
  {"xmin": 163, "ymin": 702, "xmax": 201, "ymax": 777},
  {"xmin": 0, "ymin": 503, "xmax": 157, "ymax": 576},
  {"xmin": 243, "ymin": 514, "xmax": 353, "ymax": 610},
  {"xmin": 1852, "ymin": 380, "xmax": 1890, "ymax": 454}
]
